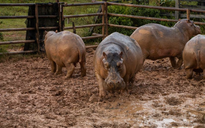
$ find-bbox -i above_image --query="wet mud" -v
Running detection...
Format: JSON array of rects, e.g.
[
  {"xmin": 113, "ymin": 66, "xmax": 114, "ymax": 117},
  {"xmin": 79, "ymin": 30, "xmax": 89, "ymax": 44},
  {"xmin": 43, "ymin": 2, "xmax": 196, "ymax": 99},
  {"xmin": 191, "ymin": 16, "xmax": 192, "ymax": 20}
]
[{"xmin": 0, "ymin": 48, "xmax": 205, "ymax": 128}]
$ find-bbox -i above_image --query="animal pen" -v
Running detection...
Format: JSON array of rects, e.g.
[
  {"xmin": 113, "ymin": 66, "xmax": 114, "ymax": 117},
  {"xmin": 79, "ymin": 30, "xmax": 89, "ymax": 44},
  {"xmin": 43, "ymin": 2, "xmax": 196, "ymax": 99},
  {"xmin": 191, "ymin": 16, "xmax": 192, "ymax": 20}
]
[{"xmin": 0, "ymin": 1, "xmax": 205, "ymax": 55}]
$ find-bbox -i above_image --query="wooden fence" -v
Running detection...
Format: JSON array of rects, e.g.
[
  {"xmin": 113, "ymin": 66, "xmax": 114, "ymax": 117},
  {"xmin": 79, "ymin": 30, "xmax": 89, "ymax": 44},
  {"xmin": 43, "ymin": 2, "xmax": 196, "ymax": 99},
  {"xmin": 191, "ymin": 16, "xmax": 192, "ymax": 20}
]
[{"xmin": 0, "ymin": 1, "xmax": 205, "ymax": 55}]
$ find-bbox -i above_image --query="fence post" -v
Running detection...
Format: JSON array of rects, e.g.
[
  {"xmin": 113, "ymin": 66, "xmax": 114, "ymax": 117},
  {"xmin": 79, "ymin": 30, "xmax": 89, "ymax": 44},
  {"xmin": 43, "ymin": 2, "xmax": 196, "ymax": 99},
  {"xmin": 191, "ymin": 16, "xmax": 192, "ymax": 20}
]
[
  {"xmin": 102, "ymin": 2, "xmax": 105, "ymax": 39},
  {"xmin": 105, "ymin": 1, "xmax": 108, "ymax": 37},
  {"xmin": 186, "ymin": 9, "xmax": 190, "ymax": 20},
  {"xmin": 61, "ymin": 4, "xmax": 64, "ymax": 31},
  {"xmin": 175, "ymin": 0, "xmax": 180, "ymax": 19},
  {"xmin": 72, "ymin": 22, "xmax": 76, "ymax": 33},
  {"xmin": 58, "ymin": 2, "xmax": 62, "ymax": 32},
  {"xmin": 35, "ymin": 3, "xmax": 40, "ymax": 53}
]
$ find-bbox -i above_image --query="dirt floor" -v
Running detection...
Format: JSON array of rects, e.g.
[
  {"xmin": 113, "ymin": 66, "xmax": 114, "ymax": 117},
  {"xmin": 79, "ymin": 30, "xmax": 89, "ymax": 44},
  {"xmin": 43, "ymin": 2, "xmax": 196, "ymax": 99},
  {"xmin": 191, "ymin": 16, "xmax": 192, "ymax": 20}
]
[{"xmin": 0, "ymin": 48, "xmax": 205, "ymax": 128}]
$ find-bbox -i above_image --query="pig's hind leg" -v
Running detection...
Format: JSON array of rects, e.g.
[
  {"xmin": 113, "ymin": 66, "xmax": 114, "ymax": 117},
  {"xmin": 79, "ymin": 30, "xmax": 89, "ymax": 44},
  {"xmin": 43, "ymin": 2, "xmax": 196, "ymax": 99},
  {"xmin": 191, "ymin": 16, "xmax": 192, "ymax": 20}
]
[
  {"xmin": 185, "ymin": 68, "xmax": 193, "ymax": 79},
  {"xmin": 55, "ymin": 64, "xmax": 62, "ymax": 75},
  {"xmin": 65, "ymin": 63, "xmax": 75, "ymax": 79},
  {"xmin": 80, "ymin": 61, "xmax": 86, "ymax": 77},
  {"xmin": 50, "ymin": 60, "xmax": 56, "ymax": 74},
  {"xmin": 176, "ymin": 56, "xmax": 183, "ymax": 69},
  {"xmin": 169, "ymin": 57, "xmax": 177, "ymax": 68},
  {"xmin": 203, "ymin": 69, "xmax": 205, "ymax": 79}
]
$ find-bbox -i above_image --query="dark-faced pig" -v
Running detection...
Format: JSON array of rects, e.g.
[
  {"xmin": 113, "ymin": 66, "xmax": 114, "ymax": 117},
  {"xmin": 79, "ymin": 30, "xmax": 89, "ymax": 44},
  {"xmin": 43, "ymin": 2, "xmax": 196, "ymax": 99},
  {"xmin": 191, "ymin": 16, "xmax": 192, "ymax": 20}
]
[
  {"xmin": 94, "ymin": 32, "xmax": 144, "ymax": 97},
  {"xmin": 183, "ymin": 34, "xmax": 205, "ymax": 79},
  {"xmin": 130, "ymin": 19, "xmax": 201, "ymax": 69},
  {"xmin": 44, "ymin": 31, "xmax": 86, "ymax": 78}
]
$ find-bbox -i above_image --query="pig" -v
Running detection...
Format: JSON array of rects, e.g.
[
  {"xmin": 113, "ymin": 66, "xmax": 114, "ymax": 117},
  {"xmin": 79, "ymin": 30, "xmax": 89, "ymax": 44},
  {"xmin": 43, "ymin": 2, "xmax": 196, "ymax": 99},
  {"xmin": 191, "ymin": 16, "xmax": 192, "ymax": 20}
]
[
  {"xmin": 94, "ymin": 32, "xmax": 144, "ymax": 97},
  {"xmin": 130, "ymin": 19, "xmax": 201, "ymax": 69},
  {"xmin": 183, "ymin": 34, "xmax": 205, "ymax": 79},
  {"xmin": 44, "ymin": 30, "xmax": 86, "ymax": 78}
]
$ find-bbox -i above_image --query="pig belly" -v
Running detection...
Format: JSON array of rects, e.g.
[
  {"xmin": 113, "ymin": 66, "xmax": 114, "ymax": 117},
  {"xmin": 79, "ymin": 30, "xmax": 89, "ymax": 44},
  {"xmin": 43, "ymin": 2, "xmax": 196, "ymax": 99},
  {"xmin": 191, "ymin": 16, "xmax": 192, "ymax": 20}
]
[{"xmin": 148, "ymin": 48, "xmax": 179, "ymax": 60}]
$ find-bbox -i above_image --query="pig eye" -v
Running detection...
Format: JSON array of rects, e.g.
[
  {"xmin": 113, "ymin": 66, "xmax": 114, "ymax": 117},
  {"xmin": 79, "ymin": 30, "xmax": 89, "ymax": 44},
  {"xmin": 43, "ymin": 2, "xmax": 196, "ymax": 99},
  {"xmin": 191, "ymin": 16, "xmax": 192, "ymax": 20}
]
[
  {"xmin": 104, "ymin": 62, "xmax": 110, "ymax": 68},
  {"xmin": 117, "ymin": 61, "xmax": 122, "ymax": 67}
]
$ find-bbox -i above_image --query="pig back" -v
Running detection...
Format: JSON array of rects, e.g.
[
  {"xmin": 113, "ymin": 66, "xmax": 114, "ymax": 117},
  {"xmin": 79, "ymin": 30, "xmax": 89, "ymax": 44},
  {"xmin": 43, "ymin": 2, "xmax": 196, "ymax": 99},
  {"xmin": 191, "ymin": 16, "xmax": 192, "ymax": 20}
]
[{"xmin": 45, "ymin": 31, "xmax": 86, "ymax": 63}]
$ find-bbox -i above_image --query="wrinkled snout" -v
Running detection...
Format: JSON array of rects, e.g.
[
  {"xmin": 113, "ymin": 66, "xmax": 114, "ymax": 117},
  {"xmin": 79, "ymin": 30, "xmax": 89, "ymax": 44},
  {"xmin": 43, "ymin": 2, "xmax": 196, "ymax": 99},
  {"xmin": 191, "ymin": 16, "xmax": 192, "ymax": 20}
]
[
  {"xmin": 105, "ymin": 73, "xmax": 126, "ymax": 90},
  {"xmin": 195, "ymin": 24, "xmax": 201, "ymax": 34}
]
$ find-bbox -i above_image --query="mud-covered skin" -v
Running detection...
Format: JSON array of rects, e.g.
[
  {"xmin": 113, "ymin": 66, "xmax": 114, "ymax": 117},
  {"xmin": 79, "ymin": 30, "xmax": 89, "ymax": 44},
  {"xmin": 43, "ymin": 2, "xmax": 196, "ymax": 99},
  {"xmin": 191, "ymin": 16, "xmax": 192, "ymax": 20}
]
[
  {"xmin": 130, "ymin": 19, "xmax": 201, "ymax": 69},
  {"xmin": 94, "ymin": 32, "xmax": 144, "ymax": 97},
  {"xmin": 44, "ymin": 31, "xmax": 86, "ymax": 78},
  {"xmin": 183, "ymin": 34, "xmax": 205, "ymax": 79}
]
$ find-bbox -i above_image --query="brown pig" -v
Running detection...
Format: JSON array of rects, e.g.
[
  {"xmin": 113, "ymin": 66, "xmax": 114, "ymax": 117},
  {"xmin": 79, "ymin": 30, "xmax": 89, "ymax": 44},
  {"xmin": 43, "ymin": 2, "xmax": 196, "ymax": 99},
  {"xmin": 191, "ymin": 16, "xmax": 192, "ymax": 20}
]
[
  {"xmin": 94, "ymin": 32, "xmax": 144, "ymax": 97},
  {"xmin": 44, "ymin": 31, "xmax": 86, "ymax": 78},
  {"xmin": 183, "ymin": 34, "xmax": 205, "ymax": 79},
  {"xmin": 130, "ymin": 19, "xmax": 201, "ymax": 69}
]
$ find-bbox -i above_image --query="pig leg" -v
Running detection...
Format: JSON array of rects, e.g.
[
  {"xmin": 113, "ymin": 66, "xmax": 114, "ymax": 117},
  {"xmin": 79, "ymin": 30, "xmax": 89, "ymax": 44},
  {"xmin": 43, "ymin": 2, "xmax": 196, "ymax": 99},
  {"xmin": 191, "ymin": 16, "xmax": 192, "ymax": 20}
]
[
  {"xmin": 176, "ymin": 56, "xmax": 183, "ymax": 69},
  {"xmin": 130, "ymin": 77, "xmax": 135, "ymax": 87},
  {"xmin": 65, "ymin": 63, "xmax": 75, "ymax": 79},
  {"xmin": 95, "ymin": 73, "xmax": 106, "ymax": 97},
  {"xmin": 169, "ymin": 57, "xmax": 177, "ymax": 68},
  {"xmin": 185, "ymin": 68, "xmax": 193, "ymax": 79},
  {"xmin": 80, "ymin": 62, "xmax": 86, "ymax": 77},
  {"xmin": 203, "ymin": 69, "xmax": 205, "ymax": 79},
  {"xmin": 50, "ymin": 60, "xmax": 56, "ymax": 73},
  {"xmin": 122, "ymin": 76, "xmax": 129, "ymax": 92},
  {"xmin": 55, "ymin": 64, "xmax": 62, "ymax": 75}
]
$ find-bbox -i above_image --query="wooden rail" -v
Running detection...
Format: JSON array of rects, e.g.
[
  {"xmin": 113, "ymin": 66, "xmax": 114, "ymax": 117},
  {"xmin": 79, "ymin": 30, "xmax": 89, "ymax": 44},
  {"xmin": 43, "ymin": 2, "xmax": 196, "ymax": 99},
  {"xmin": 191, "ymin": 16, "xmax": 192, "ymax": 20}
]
[
  {"xmin": 0, "ymin": 50, "xmax": 37, "ymax": 55},
  {"xmin": 0, "ymin": 3, "xmax": 35, "ymax": 6},
  {"xmin": 0, "ymin": 15, "xmax": 57, "ymax": 19},
  {"xmin": 63, "ymin": 2, "xmax": 105, "ymax": 7},
  {"xmin": 64, "ymin": 23, "xmax": 104, "ymax": 30},
  {"xmin": 0, "ymin": 40, "xmax": 35, "ymax": 45},
  {"xmin": 82, "ymin": 34, "xmax": 104, "ymax": 40},
  {"xmin": 107, "ymin": 2, "xmax": 187, "ymax": 11},
  {"xmin": 86, "ymin": 45, "xmax": 98, "ymax": 49},
  {"xmin": 109, "ymin": 24, "xmax": 137, "ymax": 29},
  {"xmin": 108, "ymin": 13, "xmax": 178, "ymax": 22},
  {"xmin": 64, "ymin": 13, "xmax": 103, "ymax": 18},
  {"xmin": 0, "ymin": 27, "xmax": 58, "ymax": 32}
]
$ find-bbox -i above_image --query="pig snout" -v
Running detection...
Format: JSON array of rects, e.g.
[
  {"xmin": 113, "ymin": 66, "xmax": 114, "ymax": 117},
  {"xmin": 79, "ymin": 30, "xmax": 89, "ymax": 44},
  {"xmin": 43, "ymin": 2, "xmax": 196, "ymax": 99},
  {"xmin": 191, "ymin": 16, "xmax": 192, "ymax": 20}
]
[
  {"xmin": 105, "ymin": 72, "xmax": 126, "ymax": 90},
  {"xmin": 195, "ymin": 25, "xmax": 201, "ymax": 34}
]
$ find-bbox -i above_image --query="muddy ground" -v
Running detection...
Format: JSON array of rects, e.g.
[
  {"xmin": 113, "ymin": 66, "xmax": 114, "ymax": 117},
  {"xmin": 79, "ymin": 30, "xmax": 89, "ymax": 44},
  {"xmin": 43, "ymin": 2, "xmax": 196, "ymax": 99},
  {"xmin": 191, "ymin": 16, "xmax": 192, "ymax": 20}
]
[{"xmin": 0, "ymin": 48, "xmax": 205, "ymax": 128}]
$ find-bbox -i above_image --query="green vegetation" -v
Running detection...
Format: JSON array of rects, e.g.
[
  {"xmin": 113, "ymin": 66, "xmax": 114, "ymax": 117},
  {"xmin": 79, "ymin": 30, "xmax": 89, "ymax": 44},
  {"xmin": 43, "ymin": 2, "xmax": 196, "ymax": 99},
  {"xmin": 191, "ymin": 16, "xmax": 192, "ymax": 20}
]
[{"xmin": 108, "ymin": 6, "xmax": 134, "ymax": 35}]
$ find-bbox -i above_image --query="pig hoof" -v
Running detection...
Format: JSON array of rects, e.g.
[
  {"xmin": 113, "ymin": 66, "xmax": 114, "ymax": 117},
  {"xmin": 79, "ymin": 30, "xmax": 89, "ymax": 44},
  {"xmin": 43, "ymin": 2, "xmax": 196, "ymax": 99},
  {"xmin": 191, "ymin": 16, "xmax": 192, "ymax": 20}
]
[
  {"xmin": 99, "ymin": 91, "xmax": 106, "ymax": 97},
  {"xmin": 173, "ymin": 66, "xmax": 178, "ymax": 69},
  {"xmin": 81, "ymin": 73, "xmax": 86, "ymax": 77},
  {"xmin": 55, "ymin": 72, "xmax": 62, "ymax": 75},
  {"xmin": 186, "ymin": 76, "xmax": 192, "ymax": 79},
  {"xmin": 176, "ymin": 66, "xmax": 182, "ymax": 70},
  {"xmin": 65, "ymin": 76, "xmax": 71, "ymax": 79}
]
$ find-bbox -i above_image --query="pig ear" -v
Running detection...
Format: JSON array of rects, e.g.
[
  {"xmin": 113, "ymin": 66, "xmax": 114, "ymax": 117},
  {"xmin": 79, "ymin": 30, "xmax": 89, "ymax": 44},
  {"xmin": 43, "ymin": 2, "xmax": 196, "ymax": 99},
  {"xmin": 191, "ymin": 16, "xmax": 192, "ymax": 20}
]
[
  {"xmin": 119, "ymin": 52, "xmax": 123, "ymax": 58},
  {"xmin": 103, "ymin": 52, "xmax": 107, "ymax": 58},
  {"xmin": 178, "ymin": 19, "xmax": 181, "ymax": 21},
  {"xmin": 44, "ymin": 30, "xmax": 48, "ymax": 35},
  {"xmin": 43, "ymin": 31, "xmax": 48, "ymax": 40}
]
